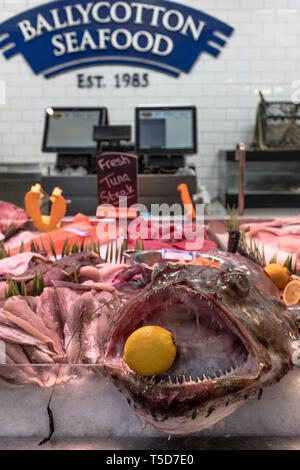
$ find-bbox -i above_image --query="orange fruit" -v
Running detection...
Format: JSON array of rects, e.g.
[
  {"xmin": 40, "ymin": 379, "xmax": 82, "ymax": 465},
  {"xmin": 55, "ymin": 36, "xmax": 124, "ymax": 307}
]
[{"xmin": 283, "ymin": 280, "xmax": 300, "ymax": 306}]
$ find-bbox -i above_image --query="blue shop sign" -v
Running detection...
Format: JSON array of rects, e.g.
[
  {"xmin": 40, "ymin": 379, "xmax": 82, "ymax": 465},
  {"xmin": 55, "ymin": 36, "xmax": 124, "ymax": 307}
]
[{"xmin": 0, "ymin": 0, "xmax": 234, "ymax": 78}]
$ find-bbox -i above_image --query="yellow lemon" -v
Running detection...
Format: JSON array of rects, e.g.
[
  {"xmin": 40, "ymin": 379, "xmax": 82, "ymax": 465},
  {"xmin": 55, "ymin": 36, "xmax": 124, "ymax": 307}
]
[
  {"xmin": 124, "ymin": 326, "xmax": 177, "ymax": 376},
  {"xmin": 283, "ymin": 280, "xmax": 300, "ymax": 306},
  {"xmin": 264, "ymin": 263, "xmax": 290, "ymax": 289}
]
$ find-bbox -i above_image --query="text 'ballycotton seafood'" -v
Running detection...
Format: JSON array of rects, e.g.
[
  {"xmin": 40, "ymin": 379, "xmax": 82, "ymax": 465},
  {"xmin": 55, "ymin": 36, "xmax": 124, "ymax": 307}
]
[
  {"xmin": 51, "ymin": 29, "xmax": 174, "ymax": 57},
  {"xmin": 17, "ymin": 1, "xmax": 207, "ymax": 58}
]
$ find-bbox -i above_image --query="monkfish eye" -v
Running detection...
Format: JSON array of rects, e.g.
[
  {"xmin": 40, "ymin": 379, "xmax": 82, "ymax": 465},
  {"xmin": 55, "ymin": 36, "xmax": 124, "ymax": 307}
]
[{"xmin": 217, "ymin": 270, "xmax": 250, "ymax": 298}]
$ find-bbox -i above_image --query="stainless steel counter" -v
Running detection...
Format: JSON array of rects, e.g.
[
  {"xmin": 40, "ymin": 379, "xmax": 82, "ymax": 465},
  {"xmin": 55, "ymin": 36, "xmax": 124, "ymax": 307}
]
[{"xmin": 42, "ymin": 174, "xmax": 197, "ymax": 215}]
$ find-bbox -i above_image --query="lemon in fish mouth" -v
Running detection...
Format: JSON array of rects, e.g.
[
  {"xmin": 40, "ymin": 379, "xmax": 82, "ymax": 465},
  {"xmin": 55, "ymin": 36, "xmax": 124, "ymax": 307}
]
[{"xmin": 124, "ymin": 326, "xmax": 177, "ymax": 376}]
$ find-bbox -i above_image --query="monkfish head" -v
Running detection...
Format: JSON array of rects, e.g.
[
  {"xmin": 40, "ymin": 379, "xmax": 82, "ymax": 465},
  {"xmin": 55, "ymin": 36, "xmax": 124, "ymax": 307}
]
[{"xmin": 104, "ymin": 251, "xmax": 298, "ymax": 435}]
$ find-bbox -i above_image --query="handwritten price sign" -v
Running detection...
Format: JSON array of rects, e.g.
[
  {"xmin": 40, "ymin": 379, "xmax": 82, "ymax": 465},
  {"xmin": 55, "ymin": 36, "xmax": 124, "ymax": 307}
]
[{"xmin": 97, "ymin": 152, "xmax": 138, "ymax": 207}]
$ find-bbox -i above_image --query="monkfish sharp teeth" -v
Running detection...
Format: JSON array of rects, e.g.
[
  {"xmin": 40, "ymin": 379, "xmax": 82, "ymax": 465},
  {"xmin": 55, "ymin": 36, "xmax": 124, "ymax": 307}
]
[{"xmin": 104, "ymin": 256, "xmax": 298, "ymax": 436}]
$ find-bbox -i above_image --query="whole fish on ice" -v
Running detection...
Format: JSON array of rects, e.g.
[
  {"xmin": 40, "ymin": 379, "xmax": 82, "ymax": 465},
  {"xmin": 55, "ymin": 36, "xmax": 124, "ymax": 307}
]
[
  {"xmin": 102, "ymin": 251, "xmax": 300, "ymax": 434},
  {"xmin": 0, "ymin": 249, "xmax": 299, "ymax": 435}
]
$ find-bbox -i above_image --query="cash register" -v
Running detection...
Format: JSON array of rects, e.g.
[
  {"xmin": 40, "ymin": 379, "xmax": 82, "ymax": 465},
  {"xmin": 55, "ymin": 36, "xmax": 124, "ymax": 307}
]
[
  {"xmin": 135, "ymin": 105, "xmax": 198, "ymax": 207},
  {"xmin": 135, "ymin": 105, "xmax": 197, "ymax": 173},
  {"xmin": 41, "ymin": 105, "xmax": 198, "ymax": 214},
  {"xmin": 42, "ymin": 106, "xmax": 109, "ymax": 172}
]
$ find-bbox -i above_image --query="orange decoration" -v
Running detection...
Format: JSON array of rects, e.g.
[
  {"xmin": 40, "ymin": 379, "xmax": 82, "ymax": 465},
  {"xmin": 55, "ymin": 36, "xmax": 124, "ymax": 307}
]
[
  {"xmin": 25, "ymin": 184, "xmax": 67, "ymax": 233},
  {"xmin": 177, "ymin": 183, "xmax": 196, "ymax": 219}
]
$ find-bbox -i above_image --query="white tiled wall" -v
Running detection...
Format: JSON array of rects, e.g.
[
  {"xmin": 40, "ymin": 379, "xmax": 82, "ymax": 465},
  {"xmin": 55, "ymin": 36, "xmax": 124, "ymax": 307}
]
[{"xmin": 0, "ymin": 0, "xmax": 300, "ymax": 199}]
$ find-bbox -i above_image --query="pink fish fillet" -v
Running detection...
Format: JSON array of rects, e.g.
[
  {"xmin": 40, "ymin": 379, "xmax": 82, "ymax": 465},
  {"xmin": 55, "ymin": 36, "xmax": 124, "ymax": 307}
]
[
  {"xmin": 0, "ymin": 311, "xmax": 56, "ymax": 354},
  {"xmin": 55, "ymin": 288, "xmax": 82, "ymax": 364},
  {"xmin": 246, "ymin": 229, "xmax": 300, "ymax": 255},
  {"xmin": 35, "ymin": 288, "xmax": 64, "ymax": 344},
  {"xmin": 240, "ymin": 215, "xmax": 300, "ymax": 233},
  {"xmin": 0, "ymin": 252, "xmax": 50, "ymax": 277},
  {"xmin": 3, "ymin": 296, "xmax": 63, "ymax": 357},
  {"xmin": 4, "ymin": 231, "xmax": 39, "ymax": 251},
  {"xmin": 217, "ymin": 232, "xmax": 298, "ymax": 268}
]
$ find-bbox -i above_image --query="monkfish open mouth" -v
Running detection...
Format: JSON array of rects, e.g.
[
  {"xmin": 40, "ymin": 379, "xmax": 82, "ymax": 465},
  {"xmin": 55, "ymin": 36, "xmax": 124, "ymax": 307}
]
[{"xmin": 108, "ymin": 285, "xmax": 258, "ymax": 387}]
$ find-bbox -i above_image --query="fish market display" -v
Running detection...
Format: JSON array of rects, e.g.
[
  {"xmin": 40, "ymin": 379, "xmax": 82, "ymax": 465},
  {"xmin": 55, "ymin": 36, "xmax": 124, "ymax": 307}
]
[
  {"xmin": 0, "ymin": 250, "xmax": 135, "ymax": 387},
  {"xmin": 102, "ymin": 251, "xmax": 299, "ymax": 434},
  {"xmin": 0, "ymin": 243, "xmax": 299, "ymax": 436}
]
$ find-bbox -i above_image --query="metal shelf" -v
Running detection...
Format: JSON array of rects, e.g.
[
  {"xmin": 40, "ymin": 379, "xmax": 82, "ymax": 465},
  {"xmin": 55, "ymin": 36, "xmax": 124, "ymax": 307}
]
[
  {"xmin": 227, "ymin": 190, "xmax": 300, "ymax": 195},
  {"xmin": 228, "ymin": 171, "xmax": 300, "ymax": 176}
]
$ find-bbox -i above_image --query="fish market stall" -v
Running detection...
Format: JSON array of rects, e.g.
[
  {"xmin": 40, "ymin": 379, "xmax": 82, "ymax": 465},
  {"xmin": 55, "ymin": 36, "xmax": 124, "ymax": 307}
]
[{"xmin": 0, "ymin": 201, "xmax": 299, "ymax": 450}]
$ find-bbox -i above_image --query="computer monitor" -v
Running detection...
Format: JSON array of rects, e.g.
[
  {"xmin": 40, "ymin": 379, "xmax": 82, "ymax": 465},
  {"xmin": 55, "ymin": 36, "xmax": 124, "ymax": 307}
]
[
  {"xmin": 135, "ymin": 106, "xmax": 197, "ymax": 155},
  {"xmin": 42, "ymin": 107, "xmax": 109, "ymax": 153}
]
